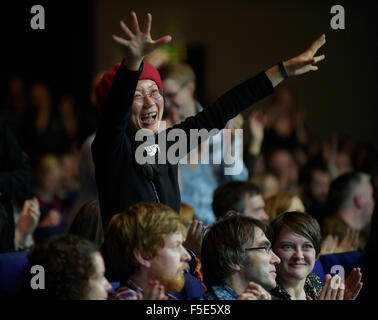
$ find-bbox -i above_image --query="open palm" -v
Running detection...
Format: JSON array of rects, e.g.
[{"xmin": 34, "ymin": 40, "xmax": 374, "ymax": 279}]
[{"xmin": 112, "ymin": 12, "xmax": 172, "ymax": 70}]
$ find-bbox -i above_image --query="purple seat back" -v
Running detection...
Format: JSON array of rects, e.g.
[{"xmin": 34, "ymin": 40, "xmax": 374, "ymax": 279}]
[{"xmin": 0, "ymin": 251, "xmax": 29, "ymax": 292}]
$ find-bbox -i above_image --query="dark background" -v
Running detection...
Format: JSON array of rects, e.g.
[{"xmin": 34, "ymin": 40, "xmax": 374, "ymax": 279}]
[{"xmin": 1, "ymin": 0, "xmax": 377, "ymax": 147}]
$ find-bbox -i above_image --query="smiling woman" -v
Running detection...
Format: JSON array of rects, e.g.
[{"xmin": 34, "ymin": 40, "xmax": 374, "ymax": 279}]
[
  {"xmin": 270, "ymin": 211, "xmax": 362, "ymax": 300},
  {"xmin": 91, "ymin": 11, "xmax": 327, "ymax": 229}
]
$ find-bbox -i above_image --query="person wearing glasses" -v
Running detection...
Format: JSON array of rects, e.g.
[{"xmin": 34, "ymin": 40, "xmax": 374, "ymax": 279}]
[
  {"xmin": 199, "ymin": 213, "xmax": 279, "ymax": 300},
  {"xmin": 270, "ymin": 211, "xmax": 363, "ymax": 300},
  {"xmin": 92, "ymin": 11, "xmax": 326, "ymax": 228}
]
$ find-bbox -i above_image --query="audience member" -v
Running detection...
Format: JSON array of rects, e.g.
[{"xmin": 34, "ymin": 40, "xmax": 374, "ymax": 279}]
[
  {"xmin": 105, "ymin": 202, "xmax": 191, "ymax": 300},
  {"xmin": 0, "ymin": 121, "xmax": 32, "ymax": 253},
  {"xmin": 14, "ymin": 197, "xmax": 40, "ymax": 251},
  {"xmin": 300, "ymin": 160, "xmax": 331, "ymax": 225},
  {"xmin": 212, "ymin": 181, "xmax": 269, "ymax": 221},
  {"xmin": 159, "ymin": 61, "xmax": 248, "ymax": 226},
  {"xmin": 322, "ymin": 172, "xmax": 375, "ymax": 251},
  {"xmin": 264, "ymin": 193, "xmax": 305, "ymax": 222},
  {"xmin": 200, "ymin": 214, "xmax": 279, "ymax": 300},
  {"xmin": 92, "ymin": 11, "xmax": 326, "ymax": 228},
  {"xmin": 22, "ymin": 82, "xmax": 75, "ymax": 166},
  {"xmin": 0, "ymin": 75, "xmax": 28, "ymax": 146},
  {"xmin": 68, "ymin": 200, "xmax": 104, "ymax": 250},
  {"xmin": 68, "ymin": 71, "xmax": 105, "ymax": 227},
  {"xmin": 179, "ymin": 202, "xmax": 196, "ymax": 229},
  {"xmin": 266, "ymin": 148, "xmax": 300, "ymax": 193},
  {"xmin": 32, "ymin": 154, "xmax": 67, "ymax": 244},
  {"xmin": 251, "ymin": 172, "xmax": 280, "ymax": 199},
  {"xmin": 262, "ymin": 87, "xmax": 308, "ymax": 154},
  {"xmin": 270, "ymin": 211, "xmax": 362, "ymax": 300},
  {"xmin": 19, "ymin": 234, "xmax": 112, "ymax": 300}
]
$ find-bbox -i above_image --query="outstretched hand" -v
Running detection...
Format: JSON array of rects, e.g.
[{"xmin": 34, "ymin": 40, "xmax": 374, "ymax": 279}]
[
  {"xmin": 284, "ymin": 34, "xmax": 326, "ymax": 77},
  {"xmin": 112, "ymin": 12, "xmax": 172, "ymax": 71}
]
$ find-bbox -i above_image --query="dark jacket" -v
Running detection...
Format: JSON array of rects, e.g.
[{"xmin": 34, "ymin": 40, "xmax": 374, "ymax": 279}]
[
  {"xmin": 0, "ymin": 121, "xmax": 32, "ymax": 253},
  {"xmin": 92, "ymin": 62, "xmax": 274, "ymax": 227}
]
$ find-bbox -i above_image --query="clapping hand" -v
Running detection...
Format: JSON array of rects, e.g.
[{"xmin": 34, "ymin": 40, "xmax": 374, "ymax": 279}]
[
  {"xmin": 238, "ymin": 282, "xmax": 272, "ymax": 300},
  {"xmin": 309, "ymin": 274, "xmax": 345, "ymax": 300},
  {"xmin": 138, "ymin": 280, "xmax": 168, "ymax": 300},
  {"xmin": 17, "ymin": 197, "xmax": 40, "ymax": 237},
  {"xmin": 183, "ymin": 220, "xmax": 207, "ymax": 258},
  {"xmin": 344, "ymin": 268, "xmax": 363, "ymax": 300}
]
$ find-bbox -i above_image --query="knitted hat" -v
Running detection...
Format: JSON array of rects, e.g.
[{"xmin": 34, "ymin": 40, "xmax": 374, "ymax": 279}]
[{"xmin": 96, "ymin": 61, "xmax": 163, "ymax": 113}]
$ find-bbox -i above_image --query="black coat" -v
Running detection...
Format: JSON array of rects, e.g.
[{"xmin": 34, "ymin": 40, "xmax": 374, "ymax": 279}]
[
  {"xmin": 92, "ymin": 62, "xmax": 274, "ymax": 227},
  {"xmin": 0, "ymin": 121, "xmax": 32, "ymax": 253}
]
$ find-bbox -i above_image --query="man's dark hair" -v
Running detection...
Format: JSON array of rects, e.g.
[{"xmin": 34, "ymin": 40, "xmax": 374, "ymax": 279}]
[
  {"xmin": 212, "ymin": 181, "xmax": 261, "ymax": 219},
  {"xmin": 328, "ymin": 172, "xmax": 370, "ymax": 212},
  {"xmin": 201, "ymin": 214, "xmax": 271, "ymax": 287}
]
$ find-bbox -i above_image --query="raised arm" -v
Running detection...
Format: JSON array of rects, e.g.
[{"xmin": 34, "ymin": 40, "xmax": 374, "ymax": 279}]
[{"xmin": 266, "ymin": 34, "xmax": 326, "ymax": 87}]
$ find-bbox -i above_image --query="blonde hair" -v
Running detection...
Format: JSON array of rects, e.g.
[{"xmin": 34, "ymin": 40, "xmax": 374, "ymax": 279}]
[
  {"xmin": 264, "ymin": 193, "xmax": 298, "ymax": 222},
  {"xmin": 37, "ymin": 153, "xmax": 60, "ymax": 174},
  {"xmin": 179, "ymin": 202, "xmax": 196, "ymax": 227},
  {"xmin": 159, "ymin": 62, "xmax": 196, "ymax": 87}
]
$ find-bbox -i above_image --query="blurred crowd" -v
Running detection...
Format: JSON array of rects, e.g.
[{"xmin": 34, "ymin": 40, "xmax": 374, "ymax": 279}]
[{"xmin": 0, "ymin": 49, "xmax": 377, "ymax": 301}]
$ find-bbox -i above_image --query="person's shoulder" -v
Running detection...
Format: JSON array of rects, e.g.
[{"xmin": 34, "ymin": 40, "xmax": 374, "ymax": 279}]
[
  {"xmin": 306, "ymin": 272, "xmax": 323, "ymax": 299},
  {"xmin": 108, "ymin": 286, "xmax": 138, "ymax": 300}
]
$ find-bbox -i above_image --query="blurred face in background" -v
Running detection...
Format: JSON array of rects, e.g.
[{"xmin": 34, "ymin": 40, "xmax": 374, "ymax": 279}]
[
  {"xmin": 30, "ymin": 83, "xmax": 51, "ymax": 110},
  {"xmin": 358, "ymin": 180, "xmax": 375, "ymax": 226},
  {"xmin": 86, "ymin": 252, "xmax": 112, "ymax": 300},
  {"xmin": 163, "ymin": 78, "xmax": 196, "ymax": 122},
  {"xmin": 244, "ymin": 194, "xmax": 269, "ymax": 222},
  {"xmin": 268, "ymin": 149, "xmax": 299, "ymax": 192},
  {"xmin": 309, "ymin": 169, "xmax": 330, "ymax": 205}
]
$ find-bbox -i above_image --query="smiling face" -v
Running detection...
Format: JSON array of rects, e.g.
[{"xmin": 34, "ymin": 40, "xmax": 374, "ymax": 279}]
[
  {"xmin": 129, "ymin": 79, "xmax": 164, "ymax": 133},
  {"xmin": 273, "ymin": 225, "xmax": 316, "ymax": 282}
]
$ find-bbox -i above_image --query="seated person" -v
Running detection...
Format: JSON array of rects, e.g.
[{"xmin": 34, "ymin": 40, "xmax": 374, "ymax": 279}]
[
  {"xmin": 212, "ymin": 181, "xmax": 269, "ymax": 221},
  {"xmin": 200, "ymin": 214, "xmax": 279, "ymax": 300},
  {"xmin": 14, "ymin": 198, "xmax": 41, "ymax": 251},
  {"xmin": 68, "ymin": 200, "xmax": 103, "ymax": 250},
  {"xmin": 19, "ymin": 234, "xmax": 111, "ymax": 300},
  {"xmin": 105, "ymin": 202, "xmax": 191, "ymax": 300},
  {"xmin": 264, "ymin": 192, "xmax": 305, "ymax": 221},
  {"xmin": 270, "ymin": 211, "xmax": 362, "ymax": 300},
  {"xmin": 322, "ymin": 172, "xmax": 374, "ymax": 251}
]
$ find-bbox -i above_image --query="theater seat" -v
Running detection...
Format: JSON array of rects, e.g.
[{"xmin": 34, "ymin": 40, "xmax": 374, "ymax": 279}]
[
  {"xmin": 319, "ymin": 251, "xmax": 361, "ymax": 278},
  {"xmin": 312, "ymin": 259, "xmax": 325, "ymax": 283},
  {"xmin": 109, "ymin": 282, "xmax": 120, "ymax": 294},
  {"xmin": 170, "ymin": 272, "xmax": 205, "ymax": 300},
  {"xmin": 0, "ymin": 251, "xmax": 29, "ymax": 292}
]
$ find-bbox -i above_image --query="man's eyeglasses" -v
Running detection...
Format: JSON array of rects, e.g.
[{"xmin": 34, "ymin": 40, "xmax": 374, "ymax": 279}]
[
  {"xmin": 245, "ymin": 243, "xmax": 272, "ymax": 254},
  {"xmin": 134, "ymin": 89, "xmax": 163, "ymax": 103}
]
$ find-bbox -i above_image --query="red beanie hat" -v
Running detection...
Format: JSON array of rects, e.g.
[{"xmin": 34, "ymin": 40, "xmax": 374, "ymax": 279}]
[{"xmin": 96, "ymin": 61, "xmax": 163, "ymax": 113}]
